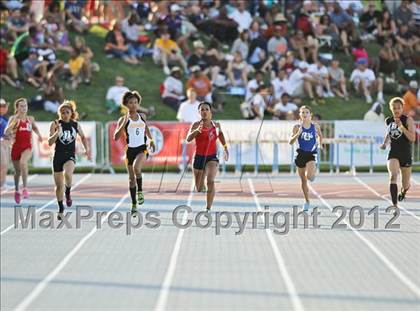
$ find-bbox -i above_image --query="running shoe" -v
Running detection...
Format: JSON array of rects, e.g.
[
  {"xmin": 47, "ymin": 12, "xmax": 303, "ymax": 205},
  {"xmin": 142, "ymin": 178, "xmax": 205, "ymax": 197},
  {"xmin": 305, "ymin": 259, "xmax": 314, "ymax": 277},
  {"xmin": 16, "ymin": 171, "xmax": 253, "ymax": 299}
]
[
  {"xmin": 302, "ymin": 202, "xmax": 310, "ymax": 212},
  {"xmin": 200, "ymin": 186, "xmax": 207, "ymax": 193},
  {"xmin": 137, "ymin": 191, "xmax": 144, "ymax": 205},
  {"xmin": 131, "ymin": 204, "xmax": 138, "ymax": 216},
  {"xmin": 398, "ymin": 189, "xmax": 407, "ymax": 202},
  {"xmin": 14, "ymin": 191, "xmax": 21, "ymax": 204},
  {"xmin": 65, "ymin": 191, "xmax": 72, "ymax": 207},
  {"xmin": 22, "ymin": 188, "xmax": 29, "ymax": 199},
  {"xmin": 205, "ymin": 207, "xmax": 211, "ymax": 213}
]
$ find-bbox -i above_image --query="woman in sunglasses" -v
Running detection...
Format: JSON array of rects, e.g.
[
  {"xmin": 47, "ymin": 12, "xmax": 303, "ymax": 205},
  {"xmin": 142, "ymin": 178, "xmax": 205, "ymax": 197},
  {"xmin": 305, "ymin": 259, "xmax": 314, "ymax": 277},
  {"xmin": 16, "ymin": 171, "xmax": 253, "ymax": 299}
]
[{"xmin": 48, "ymin": 100, "xmax": 91, "ymax": 220}]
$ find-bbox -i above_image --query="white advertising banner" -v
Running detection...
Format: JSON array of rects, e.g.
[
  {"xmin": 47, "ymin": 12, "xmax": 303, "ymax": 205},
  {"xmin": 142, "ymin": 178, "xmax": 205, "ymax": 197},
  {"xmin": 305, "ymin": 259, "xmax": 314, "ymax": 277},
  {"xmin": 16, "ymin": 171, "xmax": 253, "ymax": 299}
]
[
  {"xmin": 218, "ymin": 120, "xmax": 295, "ymax": 165},
  {"xmin": 32, "ymin": 121, "xmax": 97, "ymax": 168},
  {"xmin": 334, "ymin": 121, "xmax": 388, "ymax": 166}
]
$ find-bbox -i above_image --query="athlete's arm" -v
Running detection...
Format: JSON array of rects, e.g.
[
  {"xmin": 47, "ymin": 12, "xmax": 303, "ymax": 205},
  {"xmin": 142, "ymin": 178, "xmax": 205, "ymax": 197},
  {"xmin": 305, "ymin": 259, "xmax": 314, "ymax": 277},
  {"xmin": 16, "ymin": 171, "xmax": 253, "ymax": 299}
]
[
  {"xmin": 144, "ymin": 124, "xmax": 156, "ymax": 153},
  {"xmin": 114, "ymin": 115, "xmax": 128, "ymax": 141},
  {"xmin": 30, "ymin": 116, "xmax": 43, "ymax": 141},
  {"xmin": 77, "ymin": 123, "xmax": 91, "ymax": 160},
  {"xmin": 315, "ymin": 123, "xmax": 323, "ymax": 149},
  {"xmin": 48, "ymin": 121, "xmax": 59, "ymax": 146},
  {"xmin": 186, "ymin": 121, "xmax": 201, "ymax": 142},
  {"xmin": 216, "ymin": 122, "xmax": 229, "ymax": 161},
  {"xmin": 400, "ymin": 116, "xmax": 416, "ymax": 142},
  {"xmin": 289, "ymin": 124, "xmax": 302, "ymax": 145},
  {"xmin": 379, "ymin": 133, "xmax": 389, "ymax": 150}
]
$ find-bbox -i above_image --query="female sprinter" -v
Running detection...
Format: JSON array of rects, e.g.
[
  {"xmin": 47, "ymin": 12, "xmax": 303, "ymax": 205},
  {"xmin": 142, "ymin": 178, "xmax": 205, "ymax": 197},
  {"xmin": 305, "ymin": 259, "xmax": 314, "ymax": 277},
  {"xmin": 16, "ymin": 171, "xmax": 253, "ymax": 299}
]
[
  {"xmin": 380, "ymin": 97, "xmax": 415, "ymax": 213},
  {"xmin": 289, "ymin": 106, "xmax": 323, "ymax": 212},
  {"xmin": 114, "ymin": 91, "xmax": 156, "ymax": 214},
  {"xmin": 186, "ymin": 102, "xmax": 229, "ymax": 212},
  {"xmin": 4, "ymin": 98, "xmax": 42, "ymax": 203},
  {"xmin": 48, "ymin": 100, "xmax": 90, "ymax": 220}
]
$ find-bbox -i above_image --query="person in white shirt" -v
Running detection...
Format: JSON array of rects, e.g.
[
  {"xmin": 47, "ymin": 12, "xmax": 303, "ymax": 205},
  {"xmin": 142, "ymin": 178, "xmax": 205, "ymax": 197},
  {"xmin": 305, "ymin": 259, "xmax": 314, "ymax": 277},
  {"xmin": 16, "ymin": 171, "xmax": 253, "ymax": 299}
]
[
  {"xmin": 308, "ymin": 60, "xmax": 334, "ymax": 98},
  {"xmin": 350, "ymin": 58, "xmax": 384, "ymax": 104},
  {"xmin": 177, "ymin": 88, "xmax": 201, "ymax": 123},
  {"xmin": 271, "ymin": 69, "xmax": 292, "ymax": 101},
  {"xmin": 271, "ymin": 93, "xmax": 298, "ymax": 120},
  {"xmin": 288, "ymin": 62, "xmax": 318, "ymax": 104},
  {"xmin": 250, "ymin": 84, "xmax": 269, "ymax": 120},
  {"xmin": 245, "ymin": 71, "xmax": 264, "ymax": 101},
  {"xmin": 363, "ymin": 101, "xmax": 385, "ymax": 122},
  {"xmin": 162, "ymin": 67, "xmax": 184, "ymax": 110},
  {"xmin": 228, "ymin": 1, "xmax": 253, "ymax": 32},
  {"xmin": 106, "ymin": 76, "xmax": 129, "ymax": 113}
]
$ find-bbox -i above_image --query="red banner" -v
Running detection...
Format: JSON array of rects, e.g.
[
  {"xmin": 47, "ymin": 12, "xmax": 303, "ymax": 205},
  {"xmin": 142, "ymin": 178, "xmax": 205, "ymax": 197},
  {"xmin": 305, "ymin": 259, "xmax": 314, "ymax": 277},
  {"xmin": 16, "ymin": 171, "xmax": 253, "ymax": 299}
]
[{"xmin": 108, "ymin": 122, "xmax": 195, "ymax": 166}]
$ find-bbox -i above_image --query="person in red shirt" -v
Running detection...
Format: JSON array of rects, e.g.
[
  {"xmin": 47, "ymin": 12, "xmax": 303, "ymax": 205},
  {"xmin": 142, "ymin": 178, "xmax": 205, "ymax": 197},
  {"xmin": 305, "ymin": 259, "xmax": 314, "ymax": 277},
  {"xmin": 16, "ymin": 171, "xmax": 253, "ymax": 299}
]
[
  {"xmin": 5, "ymin": 98, "xmax": 42, "ymax": 203},
  {"xmin": 0, "ymin": 48, "xmax": 22, "ymax": 89},
  {"xmin": 186, "ymin": 102, "xmax": 229, "ymax": 212}
]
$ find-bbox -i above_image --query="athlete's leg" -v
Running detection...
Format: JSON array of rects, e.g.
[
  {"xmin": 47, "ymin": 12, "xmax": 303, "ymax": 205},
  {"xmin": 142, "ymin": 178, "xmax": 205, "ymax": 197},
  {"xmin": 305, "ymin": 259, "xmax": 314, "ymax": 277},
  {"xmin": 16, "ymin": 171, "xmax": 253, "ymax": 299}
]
[
  {"xmin": 133, "ymin": 152, "xmax": 147, "ymax": 204},
  {"xmin": 20, "ymin": 149, "xmax": 32, "ymax": 192},
  {"xmin": 126, "ymin": 161, "xmax": 137, "ymax": 206},
  {"xmin": 204, "ymin": 161, "xmax": 218, "ymax": 210},
  {"xmin": 53, "ymin": 171, "xmax": 65, "ymax": 219},
  {"xmin": 63, "ymin": 160, "xmax": 75, "ymax": 206},
  {"xmin": 193, "ymin": 168, "xmax": 205, "ymax": 192},
  {"xmin": 12, "ymin": 160, "xmax": 20, "ymax": 192},
  {"xmin": 306, "ymin": 160, "xmax": 316, "ymax": 182},
  {"xmin": 298, "ymin": 167, "xmax": 310, "ymax": 203},
  {"xmin": 387, "ymin": 159, "xmax": 400, "ymax": 206},
  {"xmin": 399, "ymin": 166, "xmax": 412, "ymax": 200}
]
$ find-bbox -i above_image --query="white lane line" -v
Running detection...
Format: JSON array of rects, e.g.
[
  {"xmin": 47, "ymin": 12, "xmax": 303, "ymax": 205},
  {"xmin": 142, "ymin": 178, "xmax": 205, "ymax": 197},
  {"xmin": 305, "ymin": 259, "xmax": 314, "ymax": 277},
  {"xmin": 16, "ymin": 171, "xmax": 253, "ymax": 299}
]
[
  {"xmin": 308, "ymin": 183, "xmax": 420, "ymax": 298},
  {"xmin": 248, "ymin": 178, "xmax": 304, "ymax": 311},
  {"xmin": 154, "ymin": 181, "xmax": 195, "ymax": 311},
  {"xmin": 1, "ymin": 174, "xmax": 92, "ymax": 236},
  {"xmin": 1, "ymin": 174, "xmax": 39, "ymax": 195},
  {"xmin": 13, "ymin": 191, "xmax": 130, "ymax": 311},
  {"xmin": 353, "ymin": 176, "xmax": 420, "ymax": 222}
]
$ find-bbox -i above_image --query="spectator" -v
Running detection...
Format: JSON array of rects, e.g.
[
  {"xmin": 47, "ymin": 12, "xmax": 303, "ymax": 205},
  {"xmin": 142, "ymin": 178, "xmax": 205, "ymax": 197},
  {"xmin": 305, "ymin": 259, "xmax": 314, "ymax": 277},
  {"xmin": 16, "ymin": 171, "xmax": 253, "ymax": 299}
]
[
  {"xmin": 105, "ymin": 21, "xmax": 139, "ymax": 65},
  {"xmin": 378, "ymin": 37, "xmax": 399, "ymax": 77},
  {"xmin": 398, "ymin": 56, "xmax": 419, "ymax": 89},
  {"xmin": 66, "ymin": 48, "xmax": 84, "ymax": 90},
  {"xmin": 315, "ymin": 14, "xmax": 340, "ymax": 49},
  {"xmin": 42, "ymin": 75, "xmax": 64, "ymax": 113},
  {"xmin": 106, "ymin": 76, "xmax": 129, "ymax": 113},
  {"xmin": 352, "ymin": 39, "xmax": 369, "ymax": 63},
  {"xmin": 245, "ymin": 70, "xmax": 264, "ymax": 102},
  {"xmin": 363, "ymin": 101, "xmax": 385, "ymax": 122},
  {"xmin": 7, "ymin": 9, "xmax": 29, "ymax": 41},
  {"xmin": 176, "ymin": 88, "xmax": 200, "ymax": 123},
  {"xmin": 289, "ymin": 29, "xmax": 318, "ymax": 63},
  {"xmin": 359, "ymin": 2, "xmax": 380, "ymax": 41},
  {"xmin": 394, "ymin": 0, "xmax": 414, "ymax": 28},
  {"xmin": 22, "ymin": 48, "xmax": 48, "ymax": 88},
  {"xmin": 65, "ymin": 0, "xmax": 89, "ymax": 34},
  {"xmin": 0, "ymin": 48, "xmax": 22, "ymax": 89},
  {"xmin": 270, "ymin": 93, "xmax": 298, "ymax": 120},
  {"xmin": 403, "ymin": 81, "xmax": 420, "ymax": 119},
  {"xmin": 249, "ymin": 84, "xmax": 270, "ymax": 120},
  {"xmin": 412, "ymin": 0, "xmax": 420, "ymax": 29},
  {"xmin": 226, "ymin": 51, "xmax": 248, "ymax": 88},
  {"xmin": 73, "ymin": 35, "xmax": 94, "ymax": 84},
  {"xmin": 122, "ymin": 12, "xmax": 148, "ymax": 59},
  {"xmin": 330, "ymin": 2, "xmax": 356, "ymax": 55},
  {"xmin": 187, "ymin": 40, "xmax": 210, "ymax": 74},
  {"xmin": 308, "ymin": 59, "xmax": 334, "ymax": 98},
  {"xmin": 377, "ymin": 9, "xmax": 397, "ymax": 45},
  {"xmin": 328, "ymin": 59, "xmax": 349, "ymax": 100},
  {"xmin": 162, "ymin": 66, "xmax": 184, "ymax": 111},
  {"xmin": 153, "ymin": 30, "xmax": 188, "ymax": 75},
  {"xmin": 288, "ymin": 61, "xmax": 317, "ymax": 104},
  {"xmin": 395, "ymin": 24, "xmax": 420, "ymax": 61},
  {"xmin": 267, "ymin": 25, "xmax": 288, "ymax": 61},
  {"xmin": 187, "ymin": 66, "xmax": 212, "ymax": 103},
  {"xmin": 271, "ymin": 69, "xmax": 291, "ymax": 101},
  {"xmin": 197, "ymin": 6, "xmax": 238, "ymax": 42},
  {"xmin": 228, "ymin": 1, "xmax": 253, "ymax": 32},
  {"xmin": 231, "ymin": 30, "xmax": 249, "ymax": 60},
  {"xmin": 349, "ymin": 58, "xmax": 384, "ymax": 104},
  {"xmin": 264, "ymin": 13, "xmax": 288, "ymax": 39},
  {"xmin": 162, "ymin": 4, "xmax": 189, "ymax": 55}
]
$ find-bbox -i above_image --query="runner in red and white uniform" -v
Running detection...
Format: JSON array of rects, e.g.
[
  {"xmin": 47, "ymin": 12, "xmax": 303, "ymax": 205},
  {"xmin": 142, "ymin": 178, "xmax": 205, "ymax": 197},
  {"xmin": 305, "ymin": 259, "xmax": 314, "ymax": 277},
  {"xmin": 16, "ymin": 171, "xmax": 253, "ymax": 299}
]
[
  {"xmin": 5, "ymin": 98, "xmax": 42, "ymax": 203},
  {"xmin": 186, "ymin": 102, "xmax": 229, "ymax": 212}
]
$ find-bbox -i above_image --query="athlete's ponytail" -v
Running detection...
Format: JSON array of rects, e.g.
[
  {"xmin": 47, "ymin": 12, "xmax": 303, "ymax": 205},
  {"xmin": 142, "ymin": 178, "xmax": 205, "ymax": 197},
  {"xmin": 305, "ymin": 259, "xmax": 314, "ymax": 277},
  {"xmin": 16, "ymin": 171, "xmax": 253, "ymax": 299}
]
[{"xmin": 58, "ymin": 100, "xmax": 79, "ymax": 121}]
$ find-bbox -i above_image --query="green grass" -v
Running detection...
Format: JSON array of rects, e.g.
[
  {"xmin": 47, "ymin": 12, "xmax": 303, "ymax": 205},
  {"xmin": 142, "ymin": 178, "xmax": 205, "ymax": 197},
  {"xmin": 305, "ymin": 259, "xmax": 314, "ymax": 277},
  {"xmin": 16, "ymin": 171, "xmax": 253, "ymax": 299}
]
[{"xmin": 0, "ymin": 27, "xmax": 398, "ymax": 122}]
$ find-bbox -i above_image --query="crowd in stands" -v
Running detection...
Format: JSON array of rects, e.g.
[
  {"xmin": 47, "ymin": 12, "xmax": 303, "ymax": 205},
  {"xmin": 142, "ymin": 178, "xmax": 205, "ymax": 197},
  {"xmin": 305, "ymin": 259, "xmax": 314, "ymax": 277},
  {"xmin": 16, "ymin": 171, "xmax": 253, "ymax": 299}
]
[{"xmin": 1, "ymin": 0, "xmax": 419, "ymax": 121}]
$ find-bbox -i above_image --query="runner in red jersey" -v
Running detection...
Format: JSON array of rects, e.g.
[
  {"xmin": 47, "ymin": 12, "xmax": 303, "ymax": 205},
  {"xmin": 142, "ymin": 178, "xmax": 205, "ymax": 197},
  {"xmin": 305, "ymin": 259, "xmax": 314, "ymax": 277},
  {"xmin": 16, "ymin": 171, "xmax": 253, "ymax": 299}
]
[
  {"xmin": 186, "ymin": 102, "xmax": 229, "ymax": 212},
  {"xmin": 5, "ymin": 98, "xmax": 42, "ymax": 203}
]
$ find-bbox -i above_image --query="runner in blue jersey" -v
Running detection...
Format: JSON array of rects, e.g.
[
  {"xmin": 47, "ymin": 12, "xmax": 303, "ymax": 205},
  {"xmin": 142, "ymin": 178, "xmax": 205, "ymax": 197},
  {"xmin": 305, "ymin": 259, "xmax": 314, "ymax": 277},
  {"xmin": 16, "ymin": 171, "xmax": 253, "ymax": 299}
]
[
  {"xmin": 0, "ymin": 99, "xmax": 10, "ymax": 188},
  {"xmin": 289, "ymin": 106, "xmax": 323, "ymax": 211}
]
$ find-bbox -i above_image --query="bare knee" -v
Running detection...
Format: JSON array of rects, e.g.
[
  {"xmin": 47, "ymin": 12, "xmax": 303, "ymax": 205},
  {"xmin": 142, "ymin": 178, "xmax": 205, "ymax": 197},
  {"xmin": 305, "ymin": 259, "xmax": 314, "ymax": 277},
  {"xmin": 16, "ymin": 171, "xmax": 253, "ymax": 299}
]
[
  {"xmin": 389, "ymin": 173, "xmax": 398, "ymax": 183},
  {"xmin": 207, "ymin": 179, "xmax": 215, "ymax": 188}
]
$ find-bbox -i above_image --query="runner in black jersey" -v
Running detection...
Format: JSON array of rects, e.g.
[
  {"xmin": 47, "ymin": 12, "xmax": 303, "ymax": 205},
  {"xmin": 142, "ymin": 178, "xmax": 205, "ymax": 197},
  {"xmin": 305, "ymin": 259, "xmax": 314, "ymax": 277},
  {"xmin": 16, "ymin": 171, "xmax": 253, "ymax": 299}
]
[
  {"xmin": 114, "ymin": 91, "xmax": 155, "ymax": 214},
  {"xmin": 380, "ymin": 97, "xmax": 415, "ymax": 213},
  {"xmin": 48, "ymin": 100, "xmax": 90, "ymax": 220}
]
